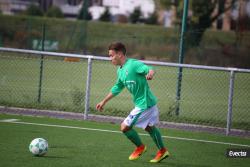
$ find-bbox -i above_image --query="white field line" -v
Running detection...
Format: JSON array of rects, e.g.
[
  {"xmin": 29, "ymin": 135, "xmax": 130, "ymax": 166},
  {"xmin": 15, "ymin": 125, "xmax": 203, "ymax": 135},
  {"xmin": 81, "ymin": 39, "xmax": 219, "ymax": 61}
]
[{"xmin": 0, "ymin": 119, "xmax": 249, "ymax": 148}]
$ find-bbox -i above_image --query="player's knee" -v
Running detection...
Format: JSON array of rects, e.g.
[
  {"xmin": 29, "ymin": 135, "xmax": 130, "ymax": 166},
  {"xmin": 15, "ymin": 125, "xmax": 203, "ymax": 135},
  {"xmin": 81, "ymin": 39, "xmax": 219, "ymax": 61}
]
[
  {"xmin": 145, "ymin": 125, "xmax": 153, "ymax": 132},
  {"xmin": 120, "ymin": 123, "xmax": 130, "ymax": 132}
]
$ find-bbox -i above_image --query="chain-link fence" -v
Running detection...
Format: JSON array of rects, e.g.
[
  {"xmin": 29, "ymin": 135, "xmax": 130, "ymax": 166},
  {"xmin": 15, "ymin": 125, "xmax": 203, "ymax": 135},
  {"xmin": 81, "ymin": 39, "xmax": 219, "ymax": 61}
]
[
  {"xmin": 0, "ymin": 15, "xmax": 179, "ymax": 62},
  {"xmin": 0, "ymin": 47, "xmax": 249, "ymax": 136},
  {"xmin": 1, "ymin": 1, "xmax": 250, "ymax": 139},
  {"xmin": 2, "ymin": 14, "xmax": 250, "ymax": 69}
]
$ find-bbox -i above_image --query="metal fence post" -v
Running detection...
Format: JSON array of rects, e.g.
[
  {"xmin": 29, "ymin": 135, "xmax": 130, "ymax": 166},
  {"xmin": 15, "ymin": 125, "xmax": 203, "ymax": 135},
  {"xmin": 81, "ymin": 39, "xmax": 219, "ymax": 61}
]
[
  {"xmin": 226, "ymin": 70, "xmax": 235, "ymax": 135},
  {"xmin": 175, "ymin": 0, "xmax": 189, "ymax": 116},
  {"xmin": 38, "ymin": 23, "xmax": 45, "ymax": 103},
  {"xmin": 84, "ymin": 57, "xmax": 92, "ymax": 120},
  {"xmin": 0, "ymin": 33, "xmax": 2, "ymax": 47}
]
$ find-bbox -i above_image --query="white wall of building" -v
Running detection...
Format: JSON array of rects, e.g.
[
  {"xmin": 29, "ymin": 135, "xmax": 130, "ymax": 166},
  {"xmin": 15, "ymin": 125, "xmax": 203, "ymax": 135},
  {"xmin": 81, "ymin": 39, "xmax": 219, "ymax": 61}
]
[
  {"xmin": 90, "ymin": 0, "xmax": 155, "ymax": 20},
  {"xmin": 0, "ymin": 0, "xmax": 155, "ymax": 20}
]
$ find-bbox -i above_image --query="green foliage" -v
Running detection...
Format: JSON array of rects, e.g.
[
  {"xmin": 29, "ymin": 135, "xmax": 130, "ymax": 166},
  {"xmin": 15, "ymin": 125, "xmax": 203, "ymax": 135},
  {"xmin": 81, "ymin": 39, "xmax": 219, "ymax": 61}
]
[
  {"xmin": 78, "ymin": 10, "xmax": 92, "ymax": 20},
  {"xmin": 46, "ymin": 6, "xmax": 64, "ymax": 18},
  {"xmin": 192, "ymin": 0, "xmax": 216, "ymax": 18},
  {"xmin": 0, "ymin": 15, "xmax": 174, "ymax": 59},
  {"xmin": 145, "ymin": 12, "xmax": 158, "ymax": 25},
  {"xmin": 185, "ymin": 0, "xmax": 217, "ymax": 47},
  {"xmin": 159, "ymin": 0, "xmax": 174, "ymax": 10},
  {"xmin": 129, "ymin": 7, "xmax": 142, "ymax": 23},
  {"xmin": 77, "ymin": 0, "xmax": 92, "ymax": 20},
  {"xmin": 24, "ymin": 4, "xmax": 43, "ymax": 16},
  {"xmin": 0, "ymin": 14, "xmax": 249, "ymax": 68},
  {"xmin": 162, "ymin": 0, "xmax": 237, "ymax": 48},
  {"xmin": 99, "ymin": 8, "xmax": 111, "ymax": 22}
]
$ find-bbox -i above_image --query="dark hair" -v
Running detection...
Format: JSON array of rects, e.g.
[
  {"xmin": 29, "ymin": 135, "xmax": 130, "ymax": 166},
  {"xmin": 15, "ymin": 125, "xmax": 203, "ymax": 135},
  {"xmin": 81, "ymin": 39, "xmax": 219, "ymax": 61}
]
[{"xmin": 108, "ymin": 42, "xmax": 126, "ymax": 55}]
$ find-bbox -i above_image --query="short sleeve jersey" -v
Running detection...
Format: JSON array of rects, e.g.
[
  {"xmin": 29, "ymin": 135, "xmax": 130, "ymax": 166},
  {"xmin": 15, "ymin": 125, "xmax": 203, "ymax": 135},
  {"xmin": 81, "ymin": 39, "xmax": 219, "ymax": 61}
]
[{"xmin": 111, "ymin": 58, "xmax": 157, "ymax": 110}]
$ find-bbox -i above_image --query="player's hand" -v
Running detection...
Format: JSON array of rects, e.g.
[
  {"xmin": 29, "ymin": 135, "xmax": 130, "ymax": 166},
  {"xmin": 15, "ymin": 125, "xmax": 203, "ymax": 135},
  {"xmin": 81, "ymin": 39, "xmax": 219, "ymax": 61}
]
[
  {"xmin": 96, "ymin": 93, "xmax": 113, "ymax": 112},
  {"xmin": 96, "ymin": 101, "xmax": 105, "ymax": 111},
  {"xmin": 146, "ymin": 70, "xmax": 154, "ymax": 80}
]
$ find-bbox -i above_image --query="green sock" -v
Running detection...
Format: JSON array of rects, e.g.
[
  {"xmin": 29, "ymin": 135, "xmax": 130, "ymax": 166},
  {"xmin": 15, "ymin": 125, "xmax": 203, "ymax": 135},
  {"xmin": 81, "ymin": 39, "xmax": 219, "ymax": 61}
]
[
  {"xmin": 148, "ymin": 126, "xmax": 165, "ymax": 149},
  {"xmin": 123, "ymin": 129, "xmax": 143, "ymax": 147}
]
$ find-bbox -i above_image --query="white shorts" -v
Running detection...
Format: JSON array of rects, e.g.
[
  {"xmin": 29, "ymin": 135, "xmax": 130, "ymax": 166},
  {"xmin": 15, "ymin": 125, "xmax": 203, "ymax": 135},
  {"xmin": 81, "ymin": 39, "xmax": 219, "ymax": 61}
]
[{"xmin": 123, "ymin": 105, "xmax": 159, "ymax": 129}]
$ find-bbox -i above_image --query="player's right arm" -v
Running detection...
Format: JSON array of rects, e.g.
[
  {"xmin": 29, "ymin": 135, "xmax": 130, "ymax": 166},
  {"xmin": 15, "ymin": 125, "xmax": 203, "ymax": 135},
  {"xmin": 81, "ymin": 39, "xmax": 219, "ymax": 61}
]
[
  {"xmin": 96, "ymin": 77, "xmax": 124, "ymax": 111},
  {"xmin": 134, "ymin": 60, "xmax": 155, "ymax": 80},
  {"xmin": 96, "ymin": 93, "xmax": 114, "ymax": 111}
]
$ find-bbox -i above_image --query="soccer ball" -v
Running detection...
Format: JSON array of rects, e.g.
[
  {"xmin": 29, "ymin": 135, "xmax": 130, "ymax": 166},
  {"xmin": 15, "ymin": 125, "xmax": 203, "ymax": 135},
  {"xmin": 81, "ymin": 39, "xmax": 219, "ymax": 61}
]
[{"xmin": 29, "ymin": 138, "xmax": 48, "ymax": 156}]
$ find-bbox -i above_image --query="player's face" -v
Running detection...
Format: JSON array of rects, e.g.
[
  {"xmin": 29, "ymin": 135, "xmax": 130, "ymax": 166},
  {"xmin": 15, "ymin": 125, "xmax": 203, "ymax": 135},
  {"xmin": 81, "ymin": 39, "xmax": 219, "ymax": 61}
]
[{"xmin": 108, "ymin": 50, "xmax": 122, "ymax": 66}]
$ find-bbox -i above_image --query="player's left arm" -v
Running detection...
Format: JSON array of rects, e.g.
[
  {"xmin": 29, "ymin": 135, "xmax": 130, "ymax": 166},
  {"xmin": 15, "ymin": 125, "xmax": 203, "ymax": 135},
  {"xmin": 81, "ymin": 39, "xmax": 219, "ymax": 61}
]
[
  {"xmin": 146, "ymin": 69, "xmax": 155, "ymax": 80},
  {"xmin": 135, "ymin": 60, "xmax": 155, "ymax": 80}
]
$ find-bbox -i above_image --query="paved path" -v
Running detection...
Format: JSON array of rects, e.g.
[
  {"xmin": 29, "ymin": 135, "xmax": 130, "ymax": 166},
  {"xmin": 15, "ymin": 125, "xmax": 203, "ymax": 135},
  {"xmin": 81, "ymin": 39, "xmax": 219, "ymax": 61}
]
[{"xmin": 0, "ymin": 106, "xmax": 249, "ymax": 138}]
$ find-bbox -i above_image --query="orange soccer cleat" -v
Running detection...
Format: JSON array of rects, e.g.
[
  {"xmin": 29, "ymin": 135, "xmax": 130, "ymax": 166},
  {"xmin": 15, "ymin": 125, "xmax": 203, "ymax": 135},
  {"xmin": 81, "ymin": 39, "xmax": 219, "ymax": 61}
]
[
  {"xmin": 150, "ymin": 148, "xmax": 170, "ymax": 163},
  {"xmin": 128, "ymin": 145, "xmax": 147, "ymax": 160}
]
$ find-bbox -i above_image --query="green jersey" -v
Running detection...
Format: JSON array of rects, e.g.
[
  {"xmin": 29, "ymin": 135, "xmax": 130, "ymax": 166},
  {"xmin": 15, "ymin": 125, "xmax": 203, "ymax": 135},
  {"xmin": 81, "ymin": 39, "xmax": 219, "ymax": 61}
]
[{"xmin": 111, "ymin": 58, "xmax": 157, "ymax": 110}]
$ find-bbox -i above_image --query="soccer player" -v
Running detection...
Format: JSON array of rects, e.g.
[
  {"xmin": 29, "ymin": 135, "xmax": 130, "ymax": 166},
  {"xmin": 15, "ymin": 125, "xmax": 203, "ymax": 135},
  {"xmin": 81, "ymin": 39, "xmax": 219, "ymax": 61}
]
[{"xmin": 96, "ymin": 42, "xmax": 169, "ymax": 163}]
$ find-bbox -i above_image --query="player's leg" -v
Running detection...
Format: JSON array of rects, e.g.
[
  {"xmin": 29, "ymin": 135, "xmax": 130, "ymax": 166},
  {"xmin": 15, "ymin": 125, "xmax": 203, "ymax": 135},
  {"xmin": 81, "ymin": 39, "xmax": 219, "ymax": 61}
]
[
  {"xmin": 145, "ymin": 125, "xmax": 165, "ymax": 150},
  {"xmin": 143, "ymin": 105, "xmax": 169, "ymax": 163},
  {"xmin": 145, "ymin": 125, "xmax": 169, "ymax": 163},
  {"xmin": 121, "ymin": 123, "xmax": 143, "ymax": 148},
  {"xmin": 121, "ymin": 111, "xmax": 146, "ymax": 160}
]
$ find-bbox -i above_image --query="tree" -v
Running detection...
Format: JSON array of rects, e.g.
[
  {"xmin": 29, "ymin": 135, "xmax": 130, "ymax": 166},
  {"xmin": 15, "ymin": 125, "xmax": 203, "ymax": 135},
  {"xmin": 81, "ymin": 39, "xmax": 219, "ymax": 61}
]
[
  {"xmin": 188, "ymin": 0, "xmax": 238, "ymax": 47},
  {"xmin": 185, "ymin": 0, "xmax": 217, "ymax": 47},
  {"xmin": 145, "ymin": 12, "xmax": 158, "ymax": 25},
  {"xmin": 158, "ymin": 0, "xmax": 175, "ymax": 10},
  {"xmin": 160, "ymin": 0, "xmax": 237, "ymax": 47},
  {"xmin": 77, "ymin": 0, "xmax": 92, "ymax": 20},
  {"xmin": 78, "ymin": 9, "xmax": 92, "ymax": 20},
  {"xmin": 129, "ymin": 7, "xmax": 142, "ymax": 23},
  {"xmin": 46, "ymin": 6, "xmax": 64, "ymax": 18},
  {"xmin": 24, "ymin": 4, "xmax": 43, "ymax": 16},
  {"xmin": 99, "ymin": 8, "xmax": 111, "ymax": 22}
]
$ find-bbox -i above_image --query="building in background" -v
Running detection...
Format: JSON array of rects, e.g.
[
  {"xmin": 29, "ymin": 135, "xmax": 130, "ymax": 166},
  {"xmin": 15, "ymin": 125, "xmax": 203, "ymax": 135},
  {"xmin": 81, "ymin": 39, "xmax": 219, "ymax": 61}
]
[
  {"xmin": 89, "ymin": 0, "xmax": 155, "ymax": 20},
  {"xmin": 0, "ymin": 0, "xmax": 155, "ymax": 20},
  {"xmin": 0, "ymin": 0, "xmax": 39, "ymax": 15},
  {"xmin": 0, "ymin": 0, "xmax": 82, "ymax": 18},
  {"xmin": 0, "ymin": 0, "xmax": 249, "ymax": 30}
]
